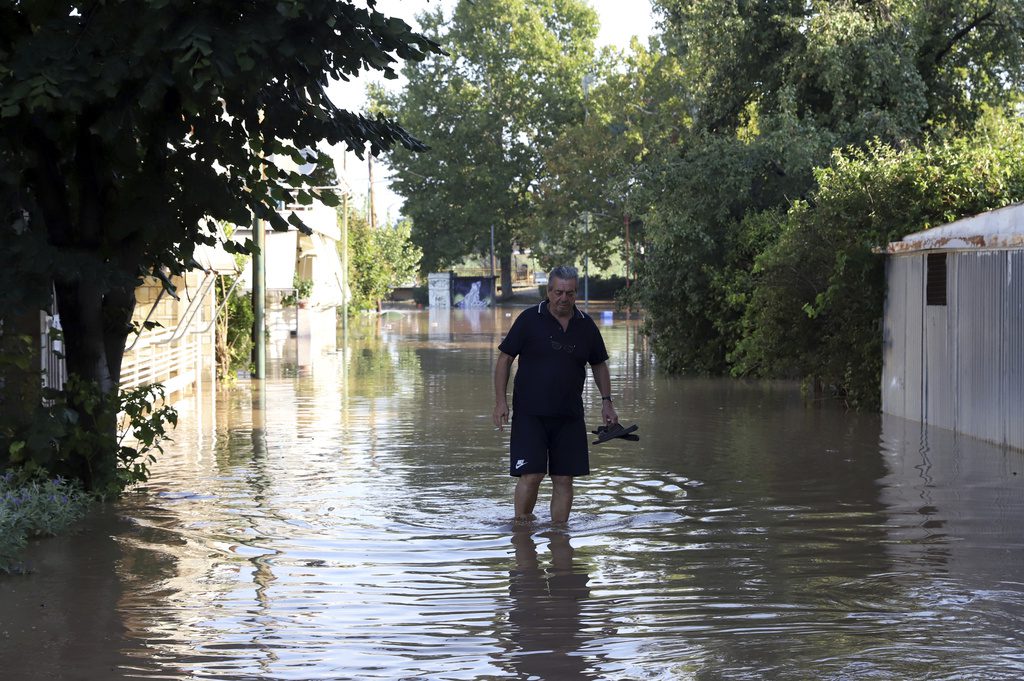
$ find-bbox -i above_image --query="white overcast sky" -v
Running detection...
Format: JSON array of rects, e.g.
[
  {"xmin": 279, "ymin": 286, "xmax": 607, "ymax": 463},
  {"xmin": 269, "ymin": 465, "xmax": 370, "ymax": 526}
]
[{"xmin": 329, "ymin": 0, "xmax": 657, "ymax": 224}]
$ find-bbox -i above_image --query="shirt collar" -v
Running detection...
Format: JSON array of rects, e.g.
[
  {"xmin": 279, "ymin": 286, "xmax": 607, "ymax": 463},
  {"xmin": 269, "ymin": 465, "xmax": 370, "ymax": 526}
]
[{"xmin": 537, "ymin": 299, "xmax": 585, "ymax": 319}]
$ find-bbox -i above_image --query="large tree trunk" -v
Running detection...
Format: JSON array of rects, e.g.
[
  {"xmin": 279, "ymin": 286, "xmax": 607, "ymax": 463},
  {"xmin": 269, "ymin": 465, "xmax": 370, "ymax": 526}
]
[
  {"xmin": 52, "ymin": 277, "xmax": 135, "ymax": 490},
  {"xmin": 55, "ymin": 279, "xmax": 108, "ymax": 386},
  {"xmin": 499, "ymin": 250, "xmax": 513, "ymax": 301},
  {"xmin": 57, "ymin": 281, "xmax": 134, "ymax": 389},
  {"xmin": 101, "ymin": 283, "xmax": 136, "ymax": 386}
]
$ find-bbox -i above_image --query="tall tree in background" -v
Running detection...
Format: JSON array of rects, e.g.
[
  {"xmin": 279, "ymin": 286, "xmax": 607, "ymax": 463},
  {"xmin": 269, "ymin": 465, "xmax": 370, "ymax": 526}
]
[
  {"xmin": 533, "ymin": 38, "xmax": 689, "ymax": 273},
  {"xmin": 0, "ymin": 0, "xmax": 440, "ymax": 489},
  {"xmin": 659, "ymin": 0, "xmax": 1024, "ymax": 138},
  {"xmin": 375, "ymin": 0, "xmax": 599, "ymax": 296}
]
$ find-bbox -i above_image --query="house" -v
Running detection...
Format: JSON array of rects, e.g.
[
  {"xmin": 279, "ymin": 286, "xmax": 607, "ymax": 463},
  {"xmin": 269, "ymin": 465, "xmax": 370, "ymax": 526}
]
[
  {"xmin": 233, "ymin": 201, "xmax": 347, "ymax": 371},
  {"xmin": 35, "ymin": 199, "xmax": 344, "ymax": 403},
  {"xmin": 881, "ymin": 203, "xmax": 1024, "ymax": 450},
  {"xmin": 25, "ymin": 161, "xmax": 347, "ymax": 403}
]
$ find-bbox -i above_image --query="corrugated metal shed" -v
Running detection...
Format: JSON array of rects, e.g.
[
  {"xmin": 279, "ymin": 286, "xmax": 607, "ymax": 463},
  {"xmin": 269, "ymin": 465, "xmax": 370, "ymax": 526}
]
[
  {"xmin": 882, "ymin": 203, "xmax": 1024, "ymax": 450},
  {"xmin": 1006, "ymin": 249, "xmax": 1024, "ymax": 448}
]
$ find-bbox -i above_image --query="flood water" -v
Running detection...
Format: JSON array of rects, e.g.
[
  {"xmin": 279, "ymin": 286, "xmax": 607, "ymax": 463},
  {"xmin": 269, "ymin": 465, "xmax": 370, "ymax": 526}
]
[{"xmin": 2, "ymin": 307, "xmax": 1024, "ymax": 680}]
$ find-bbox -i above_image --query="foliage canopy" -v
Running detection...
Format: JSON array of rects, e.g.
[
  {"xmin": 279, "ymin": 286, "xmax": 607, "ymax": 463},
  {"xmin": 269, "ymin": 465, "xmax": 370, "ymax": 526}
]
[
  {"xmin": 626, "ymin": 0, "xmax": 1024, "ymax": 405},
  {"xmin": 0, "ymin": 0, "xmax": 440, "ymax": 488},
  {"xmin": 732, "ymin": 110, "xmax": 1024, "ymax": 408},
  {"xmin": 374, "ymin": 0, "xmax": 599, "ymax": 293}
]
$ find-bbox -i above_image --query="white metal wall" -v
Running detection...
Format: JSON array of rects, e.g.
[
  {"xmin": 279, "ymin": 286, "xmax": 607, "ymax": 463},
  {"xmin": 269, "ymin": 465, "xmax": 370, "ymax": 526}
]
[
  {"xmin": 1005, "ymin": 250, "xmax": 1024, "ymax": 448},
  {"xmin": 955, "ymin": 252, "xmax": 1003, "ymax": 442},
  {"xmin": 39, "ymin": 306, "xmax": 67, "ymax": 394},
  {"xmin": 882, "ymin": 249, "xmax": 1024, "ymax": 450},
  {"xmin": 881, "ymin": 255, "xmax": 923, "ymax": 423}
]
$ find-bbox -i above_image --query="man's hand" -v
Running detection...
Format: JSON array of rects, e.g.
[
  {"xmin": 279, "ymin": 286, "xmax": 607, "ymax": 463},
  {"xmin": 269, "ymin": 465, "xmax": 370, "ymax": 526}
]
[
  {"xmin": 493, "ymin": 399, "xmax": 509, "ymax": 430},
  {"xmin": 493, "ymin": 352, "xmax": 514, "ymax": 431},
  {"xmin": 601, "ymin": 400, "xmax": 619, "ymax": 426},
  {"xmin": 591, "ymin": 362, "xmax": 617, "ymax": 426}
]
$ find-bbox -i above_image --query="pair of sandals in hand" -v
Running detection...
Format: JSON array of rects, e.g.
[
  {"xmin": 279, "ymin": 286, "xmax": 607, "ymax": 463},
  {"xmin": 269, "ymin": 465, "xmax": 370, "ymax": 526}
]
[{"xmin": 591, "ymin": 422, "xmax": 639, "ymax": 445}]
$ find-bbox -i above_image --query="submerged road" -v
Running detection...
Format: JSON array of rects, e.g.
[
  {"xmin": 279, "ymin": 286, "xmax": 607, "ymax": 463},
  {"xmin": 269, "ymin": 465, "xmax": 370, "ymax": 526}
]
[{"xmin": 2, "ymin": 308, "xmax": 1023, "ymax": 680}]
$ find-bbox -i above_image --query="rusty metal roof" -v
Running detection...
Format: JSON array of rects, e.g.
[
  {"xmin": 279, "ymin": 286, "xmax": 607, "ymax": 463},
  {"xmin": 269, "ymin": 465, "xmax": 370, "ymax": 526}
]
[{"xmin": 884, "ymin": 202, "xmax": 1024, "ymax": 254}]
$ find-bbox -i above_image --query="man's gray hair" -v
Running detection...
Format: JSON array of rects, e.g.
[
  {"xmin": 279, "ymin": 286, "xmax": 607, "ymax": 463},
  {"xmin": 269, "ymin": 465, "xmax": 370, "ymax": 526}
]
[{"xmin": 548, "ymin": 265, "xmax": 579, "ymax": 283}]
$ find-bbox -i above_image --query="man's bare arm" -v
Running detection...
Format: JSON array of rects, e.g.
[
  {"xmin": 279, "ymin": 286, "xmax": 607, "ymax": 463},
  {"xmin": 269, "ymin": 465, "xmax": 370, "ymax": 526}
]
[
  {"xmin": 493, "ymin": 352, "xmax": 515, "ymax": 430},
  {"xmin": 591, "ymin": 361, "xmax": 619, "ymax": 425}
]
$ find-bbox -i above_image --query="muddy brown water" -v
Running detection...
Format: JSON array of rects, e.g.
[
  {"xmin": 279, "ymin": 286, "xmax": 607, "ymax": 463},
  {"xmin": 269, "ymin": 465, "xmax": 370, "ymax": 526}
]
[{"xmin": 2, "ymin": 308, "xmax": 1023, "ymax": 680}]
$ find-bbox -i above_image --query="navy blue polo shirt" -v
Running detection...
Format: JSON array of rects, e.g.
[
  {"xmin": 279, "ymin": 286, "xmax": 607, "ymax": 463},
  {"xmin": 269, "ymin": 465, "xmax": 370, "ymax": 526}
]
[{"xmin": 498, "ymin": 300, "xmax": 609, "ymax": 418}]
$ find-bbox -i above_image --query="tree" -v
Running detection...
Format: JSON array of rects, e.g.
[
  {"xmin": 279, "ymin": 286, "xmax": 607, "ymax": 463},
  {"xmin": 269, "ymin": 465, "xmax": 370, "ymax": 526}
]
[
  {"xmin": 344, "ymin": 210, "xmax": 422, "ymax": 313},
  {"xmin": 630, "ymin": 0, "xmax": 1024, "ymax": 383},
  {"xmin": 533, "ymin": 38, "xmax": 689, "ymax": 273},
  {"xmin": 374, "ymin": 0, "xmax": 599, "ymax": 296},
  {"xmin": 655, "ymin": 0, "xmax": 1024, "ymax": 138},
  {"xmin": 732, "ymin": 107, "xmax": 1024, "ymax": 409},
  {"xmin": 215, "ymin": 267, "xmax": 254, "ymax": 380},
  {"xmin": 0, "ymin": 0, "xmax": 440, "ymax": 489}
]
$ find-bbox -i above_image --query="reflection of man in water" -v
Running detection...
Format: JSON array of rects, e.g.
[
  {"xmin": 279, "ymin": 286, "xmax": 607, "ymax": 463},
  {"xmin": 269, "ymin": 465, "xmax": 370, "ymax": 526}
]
[
  {"xmin": 507, "ymin": 531, "xmax": 592, "ymax": 679},
  {"xmin": 493, "ymin": 265, "xmax": 618, "ymax": 524}
]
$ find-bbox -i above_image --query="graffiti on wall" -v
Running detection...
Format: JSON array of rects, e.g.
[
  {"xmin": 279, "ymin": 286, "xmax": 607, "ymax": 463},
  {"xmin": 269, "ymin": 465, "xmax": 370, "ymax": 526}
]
[{"xmin": 453, "ymin": 277, "xmax": 494, "ymax": 308}]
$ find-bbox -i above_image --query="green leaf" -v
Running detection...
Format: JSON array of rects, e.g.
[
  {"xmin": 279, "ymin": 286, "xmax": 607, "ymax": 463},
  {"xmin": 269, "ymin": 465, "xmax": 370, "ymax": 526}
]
[{"xmin": 9, "ymin": 441, "xmax": 26, "ymax": 462}]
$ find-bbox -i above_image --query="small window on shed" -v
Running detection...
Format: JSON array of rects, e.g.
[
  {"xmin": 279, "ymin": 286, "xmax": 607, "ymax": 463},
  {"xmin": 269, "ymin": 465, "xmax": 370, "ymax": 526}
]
[{"xmin": 926, "ymin": 253, "xmax": 947, "ymax": 306}]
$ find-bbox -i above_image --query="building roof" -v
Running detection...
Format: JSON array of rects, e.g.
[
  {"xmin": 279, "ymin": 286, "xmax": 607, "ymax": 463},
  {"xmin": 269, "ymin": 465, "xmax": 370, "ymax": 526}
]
[{"xmin": 885, "ymin": 202, "xmax": 1024, "ymax": 254}]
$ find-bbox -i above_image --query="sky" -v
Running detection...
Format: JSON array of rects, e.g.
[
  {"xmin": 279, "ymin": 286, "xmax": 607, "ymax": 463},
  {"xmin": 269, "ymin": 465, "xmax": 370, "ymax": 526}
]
[{"xmin": 329, "ymin": 0, "xmax": 657, "ymax": 225}]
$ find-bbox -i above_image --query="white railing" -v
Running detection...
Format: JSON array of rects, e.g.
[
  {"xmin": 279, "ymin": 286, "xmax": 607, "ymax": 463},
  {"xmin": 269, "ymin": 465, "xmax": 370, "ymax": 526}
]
[
  {"xmin": 120, "ymin": 339, "xmax": 195, "ymax": 393},
  {"xmin": 121, "ymin": 273, "xmax": 215, "ymax": 399}
]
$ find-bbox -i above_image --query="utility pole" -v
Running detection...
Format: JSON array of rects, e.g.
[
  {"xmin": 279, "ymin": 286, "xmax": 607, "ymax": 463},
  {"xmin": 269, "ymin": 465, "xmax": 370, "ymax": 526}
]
[
  {"xmin": 582, "ymin": 72, "xmax": 595, "ymax": 311},
  {"xmin": 368, "ymin": 153, "xmax": 377, "ymax": 230},
  {"xmin": 251, "ymin": 111, "xmax": 267, "ymax": 381},
  {"xmin": 252, "ymin": 212, "xmax": 266, "ymax": 379}
]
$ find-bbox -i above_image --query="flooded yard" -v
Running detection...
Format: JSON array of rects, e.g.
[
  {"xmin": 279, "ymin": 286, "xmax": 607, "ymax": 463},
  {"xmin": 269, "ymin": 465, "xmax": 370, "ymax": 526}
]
[{"xmin": 2, "ymin": 307, "xmax": 1023, "ymax": 680}]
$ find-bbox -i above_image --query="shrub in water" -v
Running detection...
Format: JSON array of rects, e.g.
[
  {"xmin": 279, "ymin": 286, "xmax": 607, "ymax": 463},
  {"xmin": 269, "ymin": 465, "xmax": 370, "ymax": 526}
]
[{"xmin": 0, "ymin": 471, "xmax": 90, "ymax": 574}]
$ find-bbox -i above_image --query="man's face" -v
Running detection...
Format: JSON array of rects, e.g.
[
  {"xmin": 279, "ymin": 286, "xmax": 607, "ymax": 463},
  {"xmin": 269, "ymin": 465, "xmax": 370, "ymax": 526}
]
[{"xmin": 547, "ymin": 277, "xmax": 578, "ymax": 315}]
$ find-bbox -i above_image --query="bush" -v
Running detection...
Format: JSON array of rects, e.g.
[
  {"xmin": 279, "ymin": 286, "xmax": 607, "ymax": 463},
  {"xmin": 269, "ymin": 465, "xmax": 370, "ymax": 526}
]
[
  {"xmin": 731, "ymin": 108, "xmax": 1024, "ymax": 408},
  {"xmin": 1, "ymin": 378, "xmax": 178, "ymax": 498},
  {"xmin": 0, "ymin": 471, "xmax": 90, "ymax": 574},
  {"xmin": 410, "ymin": 286, "xmax": 429, "ymax": 306},
  {"xmin": 344, "ymin": 212, "xmax": 422, "ymax": 312},
  {"xmin": 583, "ymin": 274, "xmax": 628, "ymax": 301}
]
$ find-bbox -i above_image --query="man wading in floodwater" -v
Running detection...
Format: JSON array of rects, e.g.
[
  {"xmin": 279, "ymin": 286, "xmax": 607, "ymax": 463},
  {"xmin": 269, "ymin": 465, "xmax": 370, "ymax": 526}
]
[{"xmin": 493, "ymin": 265, "xmax": 618, "ymax": 524}]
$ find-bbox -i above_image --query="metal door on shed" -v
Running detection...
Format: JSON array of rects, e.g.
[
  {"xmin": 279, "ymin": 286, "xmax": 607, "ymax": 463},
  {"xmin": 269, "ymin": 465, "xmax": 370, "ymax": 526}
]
[{"xmin": 954, "ymin": 252, "xmax": 1004, "ymax": 445}]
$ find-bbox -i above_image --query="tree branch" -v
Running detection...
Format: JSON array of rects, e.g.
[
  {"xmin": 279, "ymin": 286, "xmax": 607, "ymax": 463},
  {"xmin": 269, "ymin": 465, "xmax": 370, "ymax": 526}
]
[{"xmin": 931, "ymin": 9, "xmax": 997, "ymax": 68}]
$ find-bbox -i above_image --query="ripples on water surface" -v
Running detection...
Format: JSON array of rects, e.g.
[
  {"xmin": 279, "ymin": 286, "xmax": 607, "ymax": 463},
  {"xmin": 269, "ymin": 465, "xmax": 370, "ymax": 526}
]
[{"xmin": 2, "ymin": 308, "xmax": 1023, "ymax": 680}]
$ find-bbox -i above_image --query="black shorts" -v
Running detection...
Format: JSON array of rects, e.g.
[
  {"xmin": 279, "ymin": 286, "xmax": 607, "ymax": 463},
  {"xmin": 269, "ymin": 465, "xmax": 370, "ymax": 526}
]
[{"xmin": 509, "ymin": 413, "xmax": 589, "ymax": 477}]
